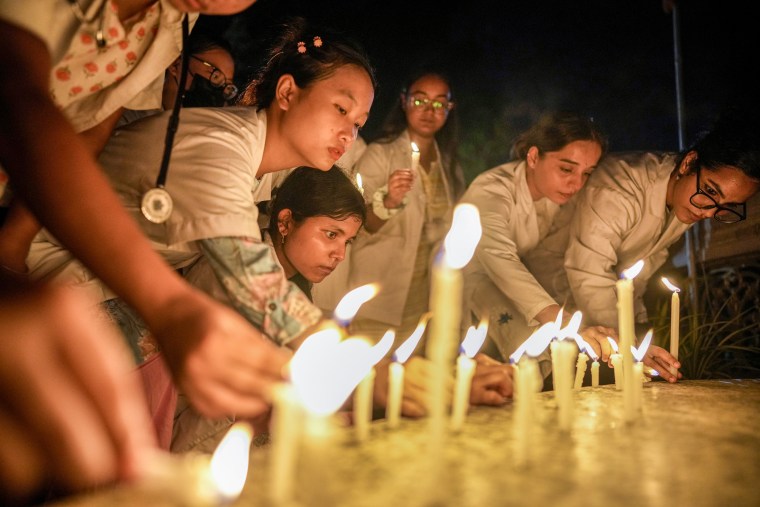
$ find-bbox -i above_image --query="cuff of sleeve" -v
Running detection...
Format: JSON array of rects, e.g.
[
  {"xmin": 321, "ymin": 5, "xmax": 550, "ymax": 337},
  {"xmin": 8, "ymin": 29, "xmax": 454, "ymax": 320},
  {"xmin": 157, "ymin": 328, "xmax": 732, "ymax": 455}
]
[{"xmin": 371, "ymin": 187, "xmax": 407, "ymax": 220}]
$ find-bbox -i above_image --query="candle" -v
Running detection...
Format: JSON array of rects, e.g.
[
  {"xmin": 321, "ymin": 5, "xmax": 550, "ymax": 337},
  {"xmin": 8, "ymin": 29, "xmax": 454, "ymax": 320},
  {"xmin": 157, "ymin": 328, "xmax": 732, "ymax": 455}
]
[
  {"xmin": 617, "ymin": 260, "xmax": 643, "ymax": 422},
  {"xmin": 450, "ymin": 320, "xmax": 488, "ymax": 431},
  {"xmin": 354, "ymin": 330, "xmax": 395, "ymax": 441},
  {"xmin": 269, "ymin": 383, "xmax": 303, "ymax": 504},
  {"xmin": 588, "ymin": 345, "xmax": 600, "ymax": 387},
  {"xmin": 142, "ymin": 422, "xmax": 253, "ymax": 505},
  {"xmin": 426, "ymin": 204, "xmax": 481, "ymax": 443},
  {"xmin": 553, "ymin": 338, "xmax": 576, "ymax": 430},
  {"xmin": 333, "ymin": 283, "xmax": 380, "ymax": 332},
  {"xmin": 355, "ymin": 172, "xmax": 364, "ymax": 196},
  {"xmin": 410, "ymin": 141, "xmax": 420, "ymax": 176},
  {"xmin": 607, "ymin": 337, "xmax": 623, "ymax": 390},
  {"xmin": 631, "ymin": 329, "xmax": 654, "ymax": 413},
  {"xmin": 387, "ymin": 313, "xmax": 432, "ymax": 428},
  {"xmin": 510, "ymin": 322, "xmax": 556, "ymax": 466},
  {"xmin": 661, "ymin": 277, "xmax": 681, "ymax": 376},
  {"xmin": 573, "ymin": 350, "xmax": 589, "ymax": 389}
]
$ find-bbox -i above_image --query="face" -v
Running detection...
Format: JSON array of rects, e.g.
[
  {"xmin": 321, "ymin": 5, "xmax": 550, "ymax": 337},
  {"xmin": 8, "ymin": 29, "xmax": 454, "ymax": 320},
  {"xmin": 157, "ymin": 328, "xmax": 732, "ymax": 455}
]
[
  {"xmin": 526, "ymin": 140, "xmax": 602, "ymax": 204},
  {"xmin": 279, "ymin": 214, "xmax": 362, "ymax": 283},
  {"xmin": 402, "ymin": 74, "xmax": 452, "ymax": 139},
  {"xmin": 668, "ymin": 160, "xmax": 759, "ymax": 224},
  {"xmin": 187, "ymin": 48, "xmax": 235, "ymax": 91},
  {"xmin": 279, "ymin": 65, "xmax": 374, "ymax": 171},
  {"xmin": 167, "ymin": 0, "xmax": 257, "ymax": 15}
]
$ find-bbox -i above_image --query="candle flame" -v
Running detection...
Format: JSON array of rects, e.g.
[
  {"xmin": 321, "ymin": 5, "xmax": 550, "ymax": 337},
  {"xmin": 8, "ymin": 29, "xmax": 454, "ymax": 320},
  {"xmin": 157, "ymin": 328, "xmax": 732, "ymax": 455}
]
[
  {"xmin": 510, "ymin": 320, "xmax": 557, "ymax": 363},
  {"xmin": 460, "ymin": 319, "xmax": 488, "ymax": 358},
  {"xmin": 577, "ymin": 337, "xmax": 598, "ymax": 360},
  {"xmin": 443, "ymin": 203, "xmax": 482, "ymax": 269},
  {"xmin": 632, "ymin": 329, "xmax": 654, "ymax": 362},
  {"xmin": 392, "ymin": 312, "xmax": 431, "ymax": 363},
  {"xmin": 411, "ymin": 141, "xmax": 420, "ymax": 154},
  {"xmin": 290, "ymin": 328, "xmax": 374, "ymax": 416},
  {"xmin": 621, "ymin": 259, "xmax": 644, "ymax": 280},
  {"xmin": 355, "ymin": 173, "xmax": 364, "ymax": 194},
  {"xmin": 607, "ymin": 336, "xmax": 619, "ymax": 353},
  {"xmin": 558, "ymin": 310, "xmax": 583, "ymax": 341},
  {"xmin": 210, "ymin": 422, "xmax": 253, "ymax": 501},
  {"xmin": 661, "ymin": 277, "xmax": 680, "ymax": 293},
  {"xmin": 333, "ymin": 283, "xmax": 379, "ymax": 325},
  {"xmin": 371, "ymin": 329, "xmax": 396, "ymax": 363}
]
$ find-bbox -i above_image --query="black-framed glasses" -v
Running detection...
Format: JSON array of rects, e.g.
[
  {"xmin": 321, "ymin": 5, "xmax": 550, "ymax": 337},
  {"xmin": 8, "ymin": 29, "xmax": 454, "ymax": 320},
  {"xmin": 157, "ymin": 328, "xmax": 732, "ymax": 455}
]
[
  {"xmin": 407, "ymin": 94, "xmax": 454, "ymax": 114},
  {"xmin": 191, "ymin": 56, "xmax": 238, "ymax": 101},
  {"xmin": 689, "ymin": 168, "xmax": 746, "ymax": 223}
]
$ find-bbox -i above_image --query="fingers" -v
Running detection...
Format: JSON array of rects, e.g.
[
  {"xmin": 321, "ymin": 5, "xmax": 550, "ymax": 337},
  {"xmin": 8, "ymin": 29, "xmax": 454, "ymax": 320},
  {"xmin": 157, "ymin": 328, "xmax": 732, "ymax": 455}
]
[
  {"xmin": 386, "ymin": 170, "xmax": 414, "ymax": 204},
  {"xmin": 644, "ymin": 347, "xmax": 681, "ymax": 383},
  {"xmin": 469, "ymin": 364, "xmax": 513, "ymax": 405}
]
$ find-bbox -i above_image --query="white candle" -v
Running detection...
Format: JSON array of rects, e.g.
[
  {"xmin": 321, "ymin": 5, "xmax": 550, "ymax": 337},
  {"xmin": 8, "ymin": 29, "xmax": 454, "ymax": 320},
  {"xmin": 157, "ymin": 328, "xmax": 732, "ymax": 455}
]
[
  {"xmin": 513, "ymin": 355, "xmax": 541, "ymax": 467},
  {"xmin": 631, "ymin": 329, "xmax": 653, "ymax": 413},
  {"xmin": 269, "ymin": 383, "xmax": 303, "ymax": 504},
  {"xmin": 617, "ymin": 260, "xmax": 643, "ymax": 422},
  {"xmin": 355, "ymin": 172, "xmax": 364, "ymax": 196},
  {"xmin": 386, "ymin": 314, "xmax": 431, "ymax": 428},
  {"xmin": 354, "ymin": 367, "xmax": 375, "ymax": 442},
  {"xmin": 450, "ymin": 353, "xmax": 476, "ymax": 431},
  {"xmin": 426, "ymin": 204, "xmax": 481, "ymax": 442},
  {"xmin": 553, "ymin": 339, "xmax": 576, "ymax": 430},
  {"xmin": 607, "ymin": 337, "xmax": 623, "ymax": 390},
  {"xmin": 662, "ymin": 277, "xmax": 681, "ymax": 377},
  {"xmin": 410, "ymin": 141, "xmax": 420, "ymax": 176},
  {"xmin": 591, "ymin": 360, "xmax": 600, "ymax": 387},
  {"xmin": 573, "ymin": 351, "xmax": 589, "ymax": 389}
]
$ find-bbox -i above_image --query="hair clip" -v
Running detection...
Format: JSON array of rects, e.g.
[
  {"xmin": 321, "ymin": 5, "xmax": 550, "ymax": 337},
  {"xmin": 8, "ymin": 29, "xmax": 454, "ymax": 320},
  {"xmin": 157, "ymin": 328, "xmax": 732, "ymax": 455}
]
[
  {"xmin": 297, "ymin": 41, "xmax": 306, "ymax": 54},
  {"xmin": 312, "ymin": 36, "xmax": 323, "ymax": 48}
]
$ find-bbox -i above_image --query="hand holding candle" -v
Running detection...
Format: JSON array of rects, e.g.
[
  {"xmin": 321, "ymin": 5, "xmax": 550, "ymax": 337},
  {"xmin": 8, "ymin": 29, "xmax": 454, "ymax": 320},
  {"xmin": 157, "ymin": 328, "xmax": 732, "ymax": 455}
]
[
  {"xmin": 661, "ymin": 277, "xmax": 681, "ymax": 377},
  {"xmin": 451, "ymin": 320, "xmax": 488, "ymax": 431}
]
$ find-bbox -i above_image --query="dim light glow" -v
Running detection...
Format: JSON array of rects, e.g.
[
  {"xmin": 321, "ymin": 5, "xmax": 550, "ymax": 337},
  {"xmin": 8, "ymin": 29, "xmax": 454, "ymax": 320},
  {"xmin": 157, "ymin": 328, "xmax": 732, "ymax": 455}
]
[
  {"xmin": 411, "ymin": 141, "xmax": 420, "ymax": 154},
  {"xmin": 460, "ymin": 318, "xmax": 488, "ymax": 358},
  {"xmin": 333, "ymin": 283, "xmax": 380, "ymax": 325},
  {"xmin": 510, "ymin": 320, "xmax": 558, "ymax": 363},
  {"xmin": 443, "ymin": 204, "xmax": 482, "ymax": 269},
  {"xmin": 661, "ymin": 277, "xmax": 681, "ymax": 293},
  {"xmin": 371, "ymin": 329, "xmax": 396, "ymax": 363},
  {"xmin": 607, "ymin": 336, "xmax": 619, "ymax": 353},
  {"xmin": 355, "ymin": 173, "xmax": 363, "ymax": 193},
  {"xmin": 392, "ymin": 312, "xmax": 431, "ymax": 363},
  {"xmin": 621, "ymin": 259, "xmax": 644, "ymax": 280},
  {"xmin": 210, "ymin": 422, "xmax": 253, "ymax": 501}
]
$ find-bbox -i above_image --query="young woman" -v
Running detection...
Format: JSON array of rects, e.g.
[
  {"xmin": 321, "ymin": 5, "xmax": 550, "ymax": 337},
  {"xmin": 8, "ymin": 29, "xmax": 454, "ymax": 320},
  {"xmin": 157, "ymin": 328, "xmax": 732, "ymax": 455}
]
[
  {"xmin": 527, "ymin": 105, "xmax": 760, "ymax": 381},
  {"xmin": 460, "ymin": 111, "xmax": 610, "ymax": 380},
  {"xmin": 347, "ymin": 68, "xmax": 465, "ymax": 342}
]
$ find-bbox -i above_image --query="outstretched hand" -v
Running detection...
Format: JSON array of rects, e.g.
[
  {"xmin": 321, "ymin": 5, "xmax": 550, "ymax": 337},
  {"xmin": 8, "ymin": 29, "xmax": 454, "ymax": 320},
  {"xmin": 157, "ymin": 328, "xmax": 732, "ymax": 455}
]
[{"xmin": 469, "ymin": 353, "xmax": 513, "ymax": 405}]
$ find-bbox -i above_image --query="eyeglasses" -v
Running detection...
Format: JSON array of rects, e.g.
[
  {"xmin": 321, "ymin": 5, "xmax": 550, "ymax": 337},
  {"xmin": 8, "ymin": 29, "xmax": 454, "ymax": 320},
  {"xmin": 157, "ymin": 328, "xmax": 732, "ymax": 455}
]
[
  {"xmin": 689, "ymin": 168, "xmax": 746, "ymax": 223},
  {"xmin": 407, "ymin": 94, "xmax": 454, "ymax": 114},
  {"xmin": 191, "ymin": 56, "xmax": 238, "ymax": 101}
]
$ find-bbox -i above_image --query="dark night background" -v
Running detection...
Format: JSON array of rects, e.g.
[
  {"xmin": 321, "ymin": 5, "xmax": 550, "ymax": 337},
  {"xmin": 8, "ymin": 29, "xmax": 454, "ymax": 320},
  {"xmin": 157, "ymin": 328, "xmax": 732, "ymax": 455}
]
[{"xmin": 194, "ymin": 0, "xmax": 758, "ymax": 183}]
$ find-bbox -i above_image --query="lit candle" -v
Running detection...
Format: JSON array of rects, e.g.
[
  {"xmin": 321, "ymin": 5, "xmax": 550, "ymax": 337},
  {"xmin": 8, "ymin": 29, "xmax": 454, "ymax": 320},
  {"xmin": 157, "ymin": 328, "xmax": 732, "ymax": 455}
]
[
  {"xmin": 510, "ymin": 321, "xmax": 556, "ymax": 466},
  {"xmin": 333, "ymin": 283, "xmax": 380, "ymax": 332},
  {"xmin": 607, "ymin": 336, "xmax": 623, "ymax": 390},
  {"xmin": 270, "ymin": 328, "xmax": 375, "ymax": 502},
  {"xmin": 661, "ymin": 277, "xmax": 681, "ymax": 376},
  {"xmin": 354, "ymin": 330, "xmax": 395, "ymax": 442},
  {"xmin": 355, "ymin": 172, "xmax": 364, "ymax": 196},
  {"xmin": 410, "ymin": 141, "xmax": 420, "ymax": 176},
  {"xmin": 553, "ymin": 311, "xmax": 583, "ymax": 430},
  {"xmin": 451, "ymin": 320, "xmax": 488, "ymax": 431},
  {"xmin": 617, "ymin": 260, "xmax": 643, "ymax": 422},
  {"xmin": 631, "ymin": 329, "xmax": 653, "ymax": 414},
  {"xmin": 587, "ymin": 346, "xmax": 600, "ymax": 387},
  {"xmin": 426, "ymin": 204, "xmax": 481, "ymax": 442},
  {"xmin": 142, "ymin": 422, "xmax": 253, "ymax": 505},
  {"xmin": 386, "ymin": 313, "xmax": 431, "ymax": 428}
]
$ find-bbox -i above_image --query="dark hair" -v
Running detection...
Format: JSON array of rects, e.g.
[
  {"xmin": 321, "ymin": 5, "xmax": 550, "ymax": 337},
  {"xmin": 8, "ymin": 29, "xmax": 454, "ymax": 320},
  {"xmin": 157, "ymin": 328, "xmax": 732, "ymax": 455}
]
[
  {"xmin": 267, "ymin": 166, "xmax": 367, "ymax": 239},
  {"xmin": 676, "ymin": 104, "xmax": 760, "ymax": 182},
  {"xmin": 370, "ymin": 68, "xmax": 465, "ymax": 199},
  {"xmin": 187, "ymin": 31, "xmax": 234, "ymax": 58},
  {"xmin": 510, "ymin": 111, "xmax": 609, "ymax": 161},
  {"xmin": 237, "ymin": 17, "xmax": 377, "ymax": 109}
]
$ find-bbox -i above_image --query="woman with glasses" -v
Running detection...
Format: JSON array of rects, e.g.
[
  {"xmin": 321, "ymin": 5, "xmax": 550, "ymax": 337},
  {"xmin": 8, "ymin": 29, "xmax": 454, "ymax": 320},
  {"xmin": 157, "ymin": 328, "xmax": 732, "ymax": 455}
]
[
  {"xmin": 526, "ymin": 105, "xmax": 760, "ymax": 382},
  {"xmin": 345, "ymin": 68, "xmax": 465, "ymax": 343}
]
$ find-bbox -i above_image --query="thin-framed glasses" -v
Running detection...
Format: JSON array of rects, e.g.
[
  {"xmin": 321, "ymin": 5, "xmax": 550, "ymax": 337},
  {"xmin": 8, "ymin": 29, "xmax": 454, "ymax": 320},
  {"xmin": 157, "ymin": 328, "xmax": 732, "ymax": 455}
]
[
  {"xmin": 407, "ymin": 94, "xmax": 454, "ymax": 114},
  {"xmin": 190, "ymin": 56, "xmax": 238, "ymax": 101},
  {"xmin": 689, "ymin": 168, "xmax": 746, "ymax": 223}
]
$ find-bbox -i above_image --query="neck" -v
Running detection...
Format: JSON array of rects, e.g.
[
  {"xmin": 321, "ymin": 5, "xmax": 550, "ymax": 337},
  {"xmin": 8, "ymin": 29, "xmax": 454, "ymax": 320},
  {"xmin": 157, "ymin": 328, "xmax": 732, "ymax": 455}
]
[
  {"xmin": 114, "ymin": 0, "xmax": 157, "ymax": 22},
  {"xmin": 273, "ymin": 238, "xmax": 297, "ymax": 279}
]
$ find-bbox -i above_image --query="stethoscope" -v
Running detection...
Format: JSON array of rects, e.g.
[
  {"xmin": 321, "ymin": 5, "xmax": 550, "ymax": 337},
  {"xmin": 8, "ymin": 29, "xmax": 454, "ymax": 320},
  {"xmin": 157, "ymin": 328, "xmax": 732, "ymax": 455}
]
[{"xmin": 140, "ymin": 15, "xmax": 190, "ymax": 224}]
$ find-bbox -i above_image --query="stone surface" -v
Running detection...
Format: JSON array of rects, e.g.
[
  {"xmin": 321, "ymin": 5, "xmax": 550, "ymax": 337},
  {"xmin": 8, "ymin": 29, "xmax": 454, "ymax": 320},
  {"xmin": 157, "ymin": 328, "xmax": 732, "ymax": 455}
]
[{"xmin": 55, "ymin": 379, "xmax": 760, "ymax": 507}]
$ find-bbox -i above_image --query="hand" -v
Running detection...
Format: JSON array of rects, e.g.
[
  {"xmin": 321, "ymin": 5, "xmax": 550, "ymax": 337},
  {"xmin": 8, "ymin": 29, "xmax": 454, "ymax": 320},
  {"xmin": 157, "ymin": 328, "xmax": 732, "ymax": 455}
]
[
  {"xmin": 149, "ymin": 289, "xmax": 291, "ymax": 419},
  {"xmin": 0, "ymin": 282, "xmax": 157, "ymax": 504},
  {"xmin": 383, "ymin": 169, "xmax": 415, "ymax": 209},
  {"xmin": 642, "ymin": 345, "xmax": 682, "ymax": 383},
  {"xmin": 578, "ymin": 325, "xmax": 618, "ymax": 363},
  {"xmin": 374, "ymin": 356, "xmax": 452, "ymax": 418},
  {"xmin": 469, "ymin": 353, "xmax": 513, "ymax": 405}
]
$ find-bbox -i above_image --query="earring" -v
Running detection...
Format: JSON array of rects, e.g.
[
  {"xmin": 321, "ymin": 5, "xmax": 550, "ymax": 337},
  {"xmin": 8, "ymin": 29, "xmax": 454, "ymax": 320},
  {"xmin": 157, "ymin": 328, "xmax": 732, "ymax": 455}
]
[{"xmin": 280, "ymin": 233, "xmax": 286, "ymax": 246}]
